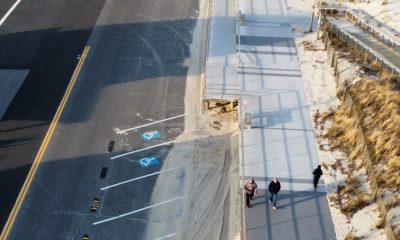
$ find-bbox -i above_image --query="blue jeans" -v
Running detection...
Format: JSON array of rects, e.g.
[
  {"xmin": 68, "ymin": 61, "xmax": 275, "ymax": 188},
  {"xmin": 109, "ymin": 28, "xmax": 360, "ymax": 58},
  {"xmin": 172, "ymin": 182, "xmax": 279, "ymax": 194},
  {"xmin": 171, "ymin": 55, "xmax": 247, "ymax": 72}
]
[{"xmin": 270, "ymin": 193, "xmax": 278, "ymax": 207}]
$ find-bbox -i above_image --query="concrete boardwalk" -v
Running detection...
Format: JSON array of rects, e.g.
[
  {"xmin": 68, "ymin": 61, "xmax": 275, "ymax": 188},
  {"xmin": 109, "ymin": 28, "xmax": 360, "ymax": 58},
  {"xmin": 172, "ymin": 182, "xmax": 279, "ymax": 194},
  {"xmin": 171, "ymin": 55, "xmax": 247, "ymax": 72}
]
[{"xmin": 205, "ymin": 0, "xmax": 337, "ymax": 239}]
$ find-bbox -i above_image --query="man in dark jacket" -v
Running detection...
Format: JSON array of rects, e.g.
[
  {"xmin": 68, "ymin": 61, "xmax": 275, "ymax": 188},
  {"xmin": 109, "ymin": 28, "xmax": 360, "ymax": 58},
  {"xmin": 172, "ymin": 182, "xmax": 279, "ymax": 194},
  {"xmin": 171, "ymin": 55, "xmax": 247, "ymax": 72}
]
[
  {"xmin": 313, "ymin": 165, "xmax": 323, "ymax": 192},
  {"xmin": 268, "ymin": 177, "xmax": 281, "ymax": 209}
]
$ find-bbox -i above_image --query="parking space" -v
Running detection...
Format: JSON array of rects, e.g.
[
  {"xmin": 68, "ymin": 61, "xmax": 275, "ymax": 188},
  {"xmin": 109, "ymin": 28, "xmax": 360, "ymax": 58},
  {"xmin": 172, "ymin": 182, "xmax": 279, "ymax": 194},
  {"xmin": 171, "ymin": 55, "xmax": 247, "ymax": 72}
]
[{"xmin": 91, "ymin": 115, "xmax": 185, "ymax": 239}]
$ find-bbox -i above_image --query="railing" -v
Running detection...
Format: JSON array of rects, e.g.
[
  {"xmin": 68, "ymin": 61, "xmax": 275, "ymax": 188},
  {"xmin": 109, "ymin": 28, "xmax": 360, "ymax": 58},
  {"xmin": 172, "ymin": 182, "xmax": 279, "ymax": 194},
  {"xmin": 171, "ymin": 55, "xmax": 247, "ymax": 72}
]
[
  {"xmin": 238, "ymin": 87, "xmax": 246, "ymax": 240},
  {"xmin": 328, "ymin": 22, "xmax": 400, "ymax": 77},
  {"xmin": 319, "ymin": 7, "xmax": 400, "ymax": 80},
  {"xmin": 319, "ymin": 7, "xmax": 400, "ymax": 54},
  {"xmin": 202, "ymin": 0, "xmax": 213, "ymax": 99}
]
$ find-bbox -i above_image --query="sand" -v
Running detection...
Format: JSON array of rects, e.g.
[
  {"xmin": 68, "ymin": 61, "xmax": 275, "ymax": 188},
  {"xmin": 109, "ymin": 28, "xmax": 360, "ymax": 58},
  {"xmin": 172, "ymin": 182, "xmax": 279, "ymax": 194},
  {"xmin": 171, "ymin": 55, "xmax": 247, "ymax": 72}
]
[{"xmin": 143, "ymin": 0, "xmax": 242, "ymax": 238}]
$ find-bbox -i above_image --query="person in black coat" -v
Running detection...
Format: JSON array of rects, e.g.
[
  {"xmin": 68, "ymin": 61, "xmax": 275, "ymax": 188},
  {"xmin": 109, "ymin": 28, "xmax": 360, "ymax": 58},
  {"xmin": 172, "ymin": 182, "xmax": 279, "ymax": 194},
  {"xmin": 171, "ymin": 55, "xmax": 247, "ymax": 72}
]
[
  {"xmin": 268, "ymin": 177, "xmax": 281, "ymax": 209},
  {"xmin": 313, "ymin": 165, "xmax": 323, "ymax": 191}
]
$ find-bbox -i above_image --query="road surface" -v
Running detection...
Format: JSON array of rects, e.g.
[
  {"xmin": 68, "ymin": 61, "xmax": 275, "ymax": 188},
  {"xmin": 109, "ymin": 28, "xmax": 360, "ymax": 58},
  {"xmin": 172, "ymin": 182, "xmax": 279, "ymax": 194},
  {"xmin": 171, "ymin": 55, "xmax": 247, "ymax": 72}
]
[{"xmin": 0, "ymin": 0, "xmax": 199, "ymax": 238}]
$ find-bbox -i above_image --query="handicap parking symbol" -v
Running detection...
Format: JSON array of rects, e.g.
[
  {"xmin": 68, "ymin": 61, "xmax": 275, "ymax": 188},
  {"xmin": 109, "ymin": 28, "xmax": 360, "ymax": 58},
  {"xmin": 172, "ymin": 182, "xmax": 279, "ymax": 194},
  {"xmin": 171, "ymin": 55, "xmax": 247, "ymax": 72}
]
[
  {"xmin": 141, "ymin": 130, "xmax": 161, "ymax": 141},
  {"xmin": 138, "ymin": 157, "xmax": 160, "ymax": 168}
]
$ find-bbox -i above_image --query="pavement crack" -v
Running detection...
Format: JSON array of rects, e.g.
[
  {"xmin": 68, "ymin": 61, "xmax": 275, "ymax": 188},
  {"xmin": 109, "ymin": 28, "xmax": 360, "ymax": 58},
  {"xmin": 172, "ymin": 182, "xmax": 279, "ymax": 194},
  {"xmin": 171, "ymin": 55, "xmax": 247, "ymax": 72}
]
[
  {"xmin": 134, "ymin": 56, "xmax": 142, "ymax": 79},
  {"xmin": 133, "ymin": 13, "xmax": 191, "ymax": 45},
  {"xmin": 72, "ymin": 215, "xmax": 85, "ymax": 239},
  {"xmin": 21, "ymin": 205, "xmax": 90, "ymax": 217}
]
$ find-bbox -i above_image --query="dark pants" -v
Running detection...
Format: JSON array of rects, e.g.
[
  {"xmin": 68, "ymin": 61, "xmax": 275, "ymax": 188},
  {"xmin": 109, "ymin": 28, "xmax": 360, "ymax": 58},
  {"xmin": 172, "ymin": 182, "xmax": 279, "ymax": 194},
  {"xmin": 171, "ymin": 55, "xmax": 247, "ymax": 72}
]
[
  {"xmin": 313, "ymin": 176, "xmax": 321, "ymax": 188},
  {"xmin": 269, "ymin": 193, "xmax": 277, "ymax": 207},
  {"xmin": 246, "ymin": 192, "xmax": 254, "ymax": 207}
]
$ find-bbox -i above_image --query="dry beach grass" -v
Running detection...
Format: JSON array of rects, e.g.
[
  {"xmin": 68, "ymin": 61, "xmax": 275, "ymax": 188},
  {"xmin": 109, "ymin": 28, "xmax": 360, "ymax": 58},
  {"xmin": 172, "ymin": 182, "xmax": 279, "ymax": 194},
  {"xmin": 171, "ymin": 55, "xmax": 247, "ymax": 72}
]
[{"xmin": 317, "ymin": 50, "xmax": 400, "ymax": 237}]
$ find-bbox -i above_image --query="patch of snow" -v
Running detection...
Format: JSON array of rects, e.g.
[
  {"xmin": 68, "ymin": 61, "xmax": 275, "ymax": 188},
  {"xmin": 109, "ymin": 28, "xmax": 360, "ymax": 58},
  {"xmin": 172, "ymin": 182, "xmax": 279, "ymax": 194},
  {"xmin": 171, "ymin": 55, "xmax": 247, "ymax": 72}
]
[
  {"xmin": 351, "ymin": 204, "xmax": 386, "ymax": 240},
  {"xmin": 344, "ymin": 0, "xmax": 400, "ymax": 40}
]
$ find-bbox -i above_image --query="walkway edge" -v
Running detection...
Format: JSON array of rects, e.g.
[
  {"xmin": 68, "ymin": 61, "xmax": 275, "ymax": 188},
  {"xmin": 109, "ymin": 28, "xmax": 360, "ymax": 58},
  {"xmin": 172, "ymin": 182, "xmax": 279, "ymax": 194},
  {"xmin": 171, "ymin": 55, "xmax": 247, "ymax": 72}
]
[{"xmin": 0, "ymin": 46, "xmax": 90, "ymax": 240}]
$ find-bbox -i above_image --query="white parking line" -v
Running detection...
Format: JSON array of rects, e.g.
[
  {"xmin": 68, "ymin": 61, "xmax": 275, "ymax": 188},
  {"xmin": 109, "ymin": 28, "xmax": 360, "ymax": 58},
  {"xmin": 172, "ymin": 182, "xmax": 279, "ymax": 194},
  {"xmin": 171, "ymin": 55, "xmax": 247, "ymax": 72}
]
[
  {"xmin": 92, "ymin": 195, "xmax": 186, "ymax": 225},
  {"xmin": 0, "ymin": 0, "xmax": 22, "ymax": 27},
  {"xmin": 154, "ymin": 232, "xmax": 177, "ymax": 240},
  {"xmin": 110, "ymin": 141, "xmax": 174, "ymax": 160},
  {"xmin": 101, "ymin": 166, "xmax": 180, "ymax": 190},
  {"xmin": 117, "ymin": 114, "xmax": 185, "ymax": 134}
]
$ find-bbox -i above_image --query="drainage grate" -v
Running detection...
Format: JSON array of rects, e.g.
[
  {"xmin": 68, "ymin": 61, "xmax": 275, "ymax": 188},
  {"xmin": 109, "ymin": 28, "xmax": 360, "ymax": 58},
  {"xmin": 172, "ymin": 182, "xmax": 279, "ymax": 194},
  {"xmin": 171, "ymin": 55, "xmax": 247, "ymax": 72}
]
[
  {"xmin": 100, "ymin": 167, "xmax": 108, "ymax": 179},
  {"xmin": 81, "ymin": 234, "xmax": 89, "ymax": 240},
  {"xmin": 91, "ymin": 198, "xmax": 99, "ymax": 212},
  {"xmin": 107, "ymin": 140, "xmax": 115, "ymax": 153}
]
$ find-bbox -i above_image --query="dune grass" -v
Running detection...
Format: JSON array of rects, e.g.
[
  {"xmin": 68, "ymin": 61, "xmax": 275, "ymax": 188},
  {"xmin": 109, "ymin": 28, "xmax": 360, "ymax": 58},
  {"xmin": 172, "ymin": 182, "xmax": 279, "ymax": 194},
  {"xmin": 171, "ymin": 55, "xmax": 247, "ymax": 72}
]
[
  {"xmin": 320, "ymin": 33, "xmax": 400, "ymax": 238},
  {"xmin": 319, "ymin": 70, "xmax": 400, "ymax": 237},
  {"xmin": 350, "ymin": 78, "xmax": 400, "ymax": 189}
]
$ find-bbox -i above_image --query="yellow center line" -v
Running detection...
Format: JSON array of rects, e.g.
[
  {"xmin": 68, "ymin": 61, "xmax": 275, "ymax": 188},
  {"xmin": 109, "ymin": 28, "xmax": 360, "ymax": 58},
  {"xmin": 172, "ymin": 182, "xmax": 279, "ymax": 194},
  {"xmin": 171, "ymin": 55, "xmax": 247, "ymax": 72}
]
[{"xmin": 0, "ymin": 46, "xmax": 90, "ymax": 240}]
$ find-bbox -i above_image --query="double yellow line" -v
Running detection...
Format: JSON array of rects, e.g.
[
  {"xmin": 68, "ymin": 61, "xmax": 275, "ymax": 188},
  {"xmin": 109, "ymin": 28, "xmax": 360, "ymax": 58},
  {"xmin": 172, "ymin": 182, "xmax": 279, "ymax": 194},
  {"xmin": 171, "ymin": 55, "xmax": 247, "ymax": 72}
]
[{"xmin": 0, "ymin": 46, "xmax": 90, "ymax": 240}]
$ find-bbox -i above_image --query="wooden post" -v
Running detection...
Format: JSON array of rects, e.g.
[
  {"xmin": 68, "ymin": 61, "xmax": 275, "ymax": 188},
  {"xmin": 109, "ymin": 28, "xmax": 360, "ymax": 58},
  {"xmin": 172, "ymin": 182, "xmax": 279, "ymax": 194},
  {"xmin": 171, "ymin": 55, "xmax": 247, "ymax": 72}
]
[
  {"xmin": 326, "ymin": 37, "xmax": 330, "ymax": 58},
  {"xmin": 355, "ymin": 41, "xmax": 358, "ymax": 54},
  {"xmin": 322, "ymin": 12, "xmax": 327, "ymax": 39},
  {"xmin": 334, "ymin": 54, "xmax": 339, "ymax": 76},
  {"xmin": 309, "ymin": 7, "xmax": 315, "ymax": 32},
  {"xmin": 324, "ymin": 35, "xmax": 328, "ymax": 50},
  {"xmin": 335, "ymin": 55, "xmax": 339, "ymax": 71},
  {"xmin": 316, "ymin": 10, "xmax": 322, "ymax": 39}
]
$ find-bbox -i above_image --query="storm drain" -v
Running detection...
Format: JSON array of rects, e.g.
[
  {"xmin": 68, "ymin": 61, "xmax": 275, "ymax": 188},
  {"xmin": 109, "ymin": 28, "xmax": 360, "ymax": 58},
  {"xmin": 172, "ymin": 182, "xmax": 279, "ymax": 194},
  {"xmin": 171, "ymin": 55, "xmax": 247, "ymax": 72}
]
[
  {"xmin": 91, "ymin": 198, "xmax": 99, "ymax": 212},
  {"xmin": 100, "ymin": 167, "xmax": 108, "ymax": 179},
  {"xmin": 107, "ymin": 140, "xmax": 115, "ymax": 153}
]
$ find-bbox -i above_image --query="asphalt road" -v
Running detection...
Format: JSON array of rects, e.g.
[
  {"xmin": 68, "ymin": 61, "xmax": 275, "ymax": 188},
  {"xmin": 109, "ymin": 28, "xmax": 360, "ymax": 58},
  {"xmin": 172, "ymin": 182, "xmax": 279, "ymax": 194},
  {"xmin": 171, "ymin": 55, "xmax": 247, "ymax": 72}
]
[
  {"xmin": 0, "ymin": 0, "xmax": 106, "ymax": 231},
  {"xmin": 1, "ymin": 0, "xmax": 199, "ymax": 239}
]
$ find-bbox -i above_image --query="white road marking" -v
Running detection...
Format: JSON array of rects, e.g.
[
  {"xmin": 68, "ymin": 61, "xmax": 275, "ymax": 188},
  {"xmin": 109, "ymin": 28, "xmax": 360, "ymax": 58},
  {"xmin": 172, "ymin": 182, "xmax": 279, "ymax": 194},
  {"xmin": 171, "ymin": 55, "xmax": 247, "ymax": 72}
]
[
  {"xmin": 110, "ymin": 141, "xmax": 174, "ymax": 160},
  {"xmin": 117, "ymin": 114, "xmax": 185, "ymax": 134},
  {"xmin": 101, "ymin": 166, "xmax": 180, "ymax": 190},
  {"xmin": 0, "ymin": 0, "xmax": 22, "ymax": 26},
  {"xmin": 92, "ymin": 195, "xmax": 186, "ymax": 225},
  {"xmin": 154, "ymin": 232, "xmax": 177, "ymax": 240}
]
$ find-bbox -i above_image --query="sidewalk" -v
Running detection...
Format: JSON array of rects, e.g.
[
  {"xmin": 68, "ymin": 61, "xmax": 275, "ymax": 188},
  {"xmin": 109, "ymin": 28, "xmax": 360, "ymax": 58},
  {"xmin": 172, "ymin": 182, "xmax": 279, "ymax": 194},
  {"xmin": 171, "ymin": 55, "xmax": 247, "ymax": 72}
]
[{"xmin": 204, "ymin": 0, "xmax": 337, "ymax": 239}]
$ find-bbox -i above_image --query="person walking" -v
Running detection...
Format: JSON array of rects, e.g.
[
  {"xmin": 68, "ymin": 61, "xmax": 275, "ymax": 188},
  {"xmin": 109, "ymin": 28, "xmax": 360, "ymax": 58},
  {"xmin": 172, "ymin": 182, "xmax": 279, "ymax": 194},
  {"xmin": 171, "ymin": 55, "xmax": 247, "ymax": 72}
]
[
  {"xmin": 244, "ymin": 178, "xmax": 257, "ymax": 207},
  {"xmin": 268, "ymin": 177, "xmax": 281, "ymax": 210},
  {"xmin": 313, "ymin": 165, "xmax": 323, "ymax": 191}
]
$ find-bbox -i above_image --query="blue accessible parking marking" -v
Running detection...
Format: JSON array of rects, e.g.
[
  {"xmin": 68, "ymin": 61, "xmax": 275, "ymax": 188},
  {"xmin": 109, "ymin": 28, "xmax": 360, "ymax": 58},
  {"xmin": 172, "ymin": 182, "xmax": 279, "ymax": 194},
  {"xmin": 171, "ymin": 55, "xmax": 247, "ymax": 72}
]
[
  {"xmin": 138, "ymin": 157, "xmax": 160, "ymax": 168},
  {"xmin": 141, "ymin": 130, "xmax": 161, "ymax": 141}
]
